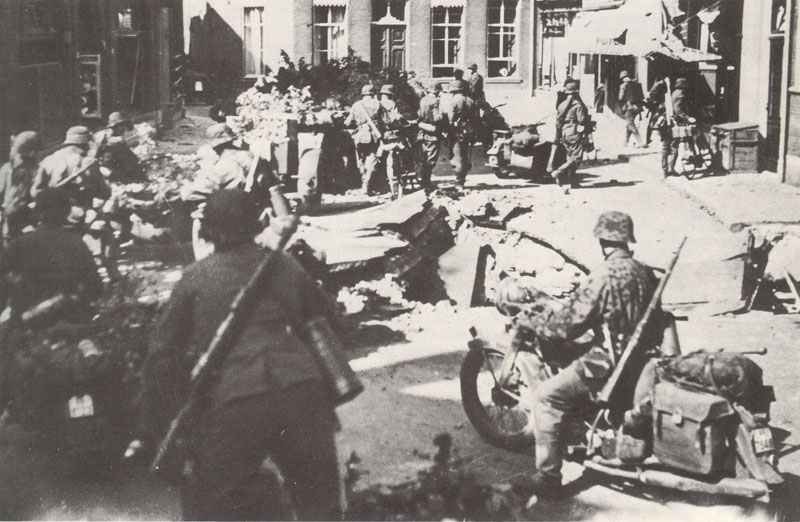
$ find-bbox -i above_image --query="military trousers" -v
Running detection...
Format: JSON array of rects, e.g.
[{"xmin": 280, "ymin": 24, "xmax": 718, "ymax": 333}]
[
  {"xmin": 181, "ymin": 380, "xmax": 340, "ymax": 521},
  {"xmin": 451, "ymin": 139, "xmax": 472, "ymax": 185},
  {"xmin": 415, "ymin": 139, "xmax": 440, "ymax": 191},
  {"xmin": 355, "ymin": 143, "xmax": 379, "ymax": 193}
]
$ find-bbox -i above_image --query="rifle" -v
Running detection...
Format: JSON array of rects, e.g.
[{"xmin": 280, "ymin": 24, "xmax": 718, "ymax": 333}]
[
  {"xmin": 54, "ymin": 159, "xmax": 98, "ymax": 189},
  {"xmin": 595, "ymin": 236, "xmax": 687, "ymax": 405},
  {"xmin": 150, "ymin": 186, "xmax": 297, "ymax": 480}
]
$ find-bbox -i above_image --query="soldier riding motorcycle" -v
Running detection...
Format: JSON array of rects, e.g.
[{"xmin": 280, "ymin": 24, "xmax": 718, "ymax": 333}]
[
  {"xmin": 0, "ymin": 189, "xmax": 129, "ymax": 475},
  {"xmin": 460, "ymin": 212, "xmax": 785, "ymax": 512}
]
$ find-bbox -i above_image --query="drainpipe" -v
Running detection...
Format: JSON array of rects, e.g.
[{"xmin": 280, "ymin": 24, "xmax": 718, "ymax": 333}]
[{"xmin": 778, "ymin": 0, "xmax": 794, "ymax": 181}]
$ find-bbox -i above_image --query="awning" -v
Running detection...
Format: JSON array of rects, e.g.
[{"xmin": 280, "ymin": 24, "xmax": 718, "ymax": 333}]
[
  {"xmin": 431, "ymin": 0, "xmax": 465, "ymax": 7},
  {"xmin": 313, "ymin": 0, "xmax": 347, "ymax": 6},
  {"xmin": 646, "ymin": 36, "xmax": 722, "ymax": 62},
  {"xmin": 562, "ymin": 8, "xmax": 635, "ymax": 54}
]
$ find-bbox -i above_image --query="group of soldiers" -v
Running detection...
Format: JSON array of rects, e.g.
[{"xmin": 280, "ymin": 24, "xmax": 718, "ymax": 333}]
[
  {"xmin": 347, "ymin": 64, "xmax": 486, "ymax": 196},
  {"xmin": 0, "ymin": 112, "xmax": 142, "ymax": 246}
]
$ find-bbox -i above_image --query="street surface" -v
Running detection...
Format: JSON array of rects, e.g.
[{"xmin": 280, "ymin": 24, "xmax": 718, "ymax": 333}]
[{"xmin": 0, "ymin": 122, "xmax": 797, "ymax": 520}]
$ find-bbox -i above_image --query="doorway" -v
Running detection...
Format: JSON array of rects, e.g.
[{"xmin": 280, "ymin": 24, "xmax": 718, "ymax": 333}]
[{"xmin": 765, "ymin": 35, "xmax": 784, "ymax": 172}]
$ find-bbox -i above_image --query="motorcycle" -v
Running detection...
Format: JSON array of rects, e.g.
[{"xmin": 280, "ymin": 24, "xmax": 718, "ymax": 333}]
[
  {"xmin": 486, "ymin": 124, "xmax": 557, "ymax": 181},
  {"xmin": 4, "ymin": 296, "xmax": 132, "ymax": 476},
  {"xmin": 459, "ymin": 312, "xmax": 786, "ymax": 513}
]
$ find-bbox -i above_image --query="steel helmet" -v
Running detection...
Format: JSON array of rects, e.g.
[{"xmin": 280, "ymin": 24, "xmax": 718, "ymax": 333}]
[
  {"xmin": 361, "ymin": 84, "xmax": 376, "ymax": 96},
  {"xmin": 379, "ymin": 84, "xmax": 396, "ymax": 97},
  {"xmin": 619, "ymin": 70, "xmax": 630, "ymax": 80},
  {"xmin": 494, "ymin": 275, "xmax": 539, "ymax": 316},
  {"xmin": 593, "ymin": 211, "xmax": 636, "ymax": 243},
  {"xmin": 674, "ymin": 78, "xmax": 688, "ymax": 89}
]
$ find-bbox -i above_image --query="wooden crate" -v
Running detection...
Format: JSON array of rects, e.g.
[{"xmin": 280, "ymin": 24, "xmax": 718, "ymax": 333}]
[{"xmin": 719, "ymin": 140, "xmax": 759, "ymax": 172}]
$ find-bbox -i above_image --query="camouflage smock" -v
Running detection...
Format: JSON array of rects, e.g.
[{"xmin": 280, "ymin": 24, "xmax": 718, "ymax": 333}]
[{"xmin": 512, "ymin": 248, "xmax": 657, "ymax": 384}]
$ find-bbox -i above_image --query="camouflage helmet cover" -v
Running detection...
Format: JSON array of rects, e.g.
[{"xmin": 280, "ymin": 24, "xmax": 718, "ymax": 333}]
[
  {"xmin": 594, "ymin": 211, "xmax": 636, "ymax": 243},
  {"xmin": 361, "ymin": 84, "xmax": 376, "ymax": 96}
]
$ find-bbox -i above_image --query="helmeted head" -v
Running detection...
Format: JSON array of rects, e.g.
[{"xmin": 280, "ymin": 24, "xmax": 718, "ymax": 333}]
[
  {"xmin": 199, "ymin": 189, "xmax": 261, "ymax": 250},
  {"xmin": 361, "ymin": 84, "xmax": 376, "ymax": 97},
  {"xmin": 107, "ymin": 111, "xmax": 130, "ymax": 131},
  {"xmin": 593, "ymin": 211, "xmax": 636, "ymax": 244},
  {"xmin": 453, "ymin": 68, "xmax": 464, "ymax": 80},
  {"xmin": 563, "ymin": 79, "xmax": 580, "ymax": 94},
  {"xmin": 494, "ymin": 275, "xmax": 542, "ymax": 316},
  {"xmin": 379, "ymin": 84, "xmax": 396, "ymax": 98},
  {"xmin": 36, "ymin": 187, "xmax": 71, "ymax": 226},
  {"xmin": 10, "ymin": 131, "xmax": 40, "ymax": 163},
  {"xmin": 619, "ymin": 70, "xmax": 630, "ymax": 81},
  {"xmin": 674, "ymin": 77, "xmax": 688, "ymax": 89},
  {"xmin": 468, "ymin": 63, "xmax": 478, "ymax": 73},
  {"xmin": 63, "ymin": 126, "xmax": 92, "ymax": 148},
  {"xmin": 425, "ymin": 80, "xmax": 442, "ymax": 95},
  {"xmin": 448, "ymin": 79, "xmax": 467, "ymax": 94}
]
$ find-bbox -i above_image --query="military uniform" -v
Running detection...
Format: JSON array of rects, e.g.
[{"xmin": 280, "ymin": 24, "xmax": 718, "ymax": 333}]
[
  {"xmin": 0, "ymin": 132, "xmax": 39, "ymax": 240},
  {"xmin": 144, "ymin": 236, "xmax": 342, "ymax": 520},
  {"xmin": 415, "ymin": 90, "xmax": 443, "ymax": 191},
  {"xmin": 442, "ymin": 80, "xmax": 478, "ymax": 186},
  {"xmin": 467, "ymin": 69, "xmax": 486, "ymax": 106},
  {"xmin": 619, "ymin": 75, "xmax": 644, "ymax": 147},
  {"xmin": 513, "ymin": 212, "xmax": 657, "ymax": 490},
  {"xmin": 32, "ymin": 128, "xmax": 111, "ymax": 209},
  {"xmin": 345, "ymin": 89, "xmax": 382, "ymax": 193},
  {"xmin": 551, "ymin": 87, "xmax": 589, "ymax": 189}
]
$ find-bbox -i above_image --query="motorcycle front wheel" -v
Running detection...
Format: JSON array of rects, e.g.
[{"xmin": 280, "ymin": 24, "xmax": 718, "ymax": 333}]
[{"xmin": 460, "ymin": 348, "xmax": 546, "ymax": 451}]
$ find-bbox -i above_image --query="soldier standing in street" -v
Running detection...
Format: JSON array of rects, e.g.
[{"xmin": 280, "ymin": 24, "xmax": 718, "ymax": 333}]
[
  {"xmin": 550, "ymin": 79, "xmax": 589, "ymax": 192},
  {"xmin": 95, "ymin": 112, "xmax": 143, "ymax": 183},
  {"xmin": 415, "ymin": 81, "xmax": 444, "ymax": 193},
  {"xmin": 467, "ymin": 64, "xmax": 486, "ymax": 107},
  {"xmin": 442, "ymin": 79, "xmax": 478, "ymax": 188},
  {"xmin": 0, "ymin": 131, "xmax": 39, "ymax": 241},
  {"xmin": 511, "ymin": 211, "xmax": 658, "ymax": 498},
  {"xmin": 143, "ymin": 189, "xmax": 343, "ymax": 521},
  {"xmin": 345, "ymin": 84, "xmax": 382, "ymax": 194}
]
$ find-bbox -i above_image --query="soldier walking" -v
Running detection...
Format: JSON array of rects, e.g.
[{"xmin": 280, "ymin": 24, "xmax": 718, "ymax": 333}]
[
  {"xmin": 415, "ymin": 81, "xmax": 444, "ymax": 193},
  {"xmin": 0, "ymin": 131, "xmax": 39, "ymax": 241},
  {"xmin": 345, "ymin": 85, "xmax": 382, "ymax": 194},
  {"xmin": 143, "ymin": 189, "xmax": 343, "ymax": 520},
  {"xmin": 442, "ymin": 79, "xmax": 478, "ymax": 188},
  {"xmin": 550, "ymin": 79, "xmax": 589, "ymax": 192},
  {"xmin": 619, "ymin": 71, "xmax": 644, "ymax": 148}
]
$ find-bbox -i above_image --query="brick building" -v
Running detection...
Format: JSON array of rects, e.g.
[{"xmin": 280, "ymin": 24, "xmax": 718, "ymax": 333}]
[
  {"xmin": 185, "ymin": 0, "xmax": 536, "ymax": 106},
  {"xmin": 0, "ymin": 0, "xmax": 183, "ymax": 158}
]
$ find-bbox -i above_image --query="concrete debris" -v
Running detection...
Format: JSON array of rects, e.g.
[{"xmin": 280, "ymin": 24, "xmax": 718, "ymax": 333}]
[{"xmin": 337, "ymin": 276, "xmax": 410, "ymax": 315}]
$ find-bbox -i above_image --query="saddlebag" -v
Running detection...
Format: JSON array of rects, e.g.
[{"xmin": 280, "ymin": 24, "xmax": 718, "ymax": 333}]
[{"xmin": 652, "ymin": 381, "xmax": 735, "ymax": 476}]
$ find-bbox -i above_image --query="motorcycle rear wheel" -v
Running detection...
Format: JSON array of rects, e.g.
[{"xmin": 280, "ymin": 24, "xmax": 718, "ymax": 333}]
[{"xmin": 460, "ymin": 348, "xmax": 543, "ymax": 451}]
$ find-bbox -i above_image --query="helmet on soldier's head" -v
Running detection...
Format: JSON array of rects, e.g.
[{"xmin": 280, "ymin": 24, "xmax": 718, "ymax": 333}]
[
  {"xmin": 361, "ymin": 84, "xmax": 376, "ymax": 96},
  {"xmin": 619, "ymin": 70, "xmax": 630, "ymax": 80},
  {"xmin": 200, "ymin": 189, "xmax": 261, "ymax": 249},
  {"xmin": 494, "ymin": 275, "xmax": 539, "ymax": 316},
  {"xmin": 448, "ymin": 79, "xmax": 467, "ymax": 93},
  {"xmin": 563, "ymin": 79, "xmax": 579, "ymax": 94},
  {"xmin": 379, "ymin": 84, "xmax": 396, "ymax": 97},
  {"xmin": 674, "ymin": 78, "xmax": 688, "ymax": 89},
  {"xmin": 593, "ymin": 211, "xmax": 636, "ymax": 243}
]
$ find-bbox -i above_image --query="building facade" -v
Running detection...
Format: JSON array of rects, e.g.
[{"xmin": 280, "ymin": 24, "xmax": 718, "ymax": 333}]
[
  {"xmin": 0, "ymin": 0, "xmax": 183, "ymax": 158},
  {"xmin": 186, "ymin": 0, "xmax": 536, "ymax": 105}
]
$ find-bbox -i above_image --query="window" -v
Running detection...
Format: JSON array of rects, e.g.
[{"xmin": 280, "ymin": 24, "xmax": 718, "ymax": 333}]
[
  {"xmin": 243, "ymin": 7, "xmax": 265, "ymax": 76},
  {"xmin": 487, "ymin": 0, "xmax": 519, "ymax": 78},
  {"xmin": 431, "ymin": 7, "xmax": 462, "ymax": 78},
  {"xmin": 19, "ymin": 0, "xmax": 61, "ymax": 65},
  {"xmin": 314, "ymin": 6, "xmax": 347, "ymax": 64}
]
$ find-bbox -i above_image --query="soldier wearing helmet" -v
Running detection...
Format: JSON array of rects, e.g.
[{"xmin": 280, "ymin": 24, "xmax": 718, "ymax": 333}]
[
  {"xmin": 549, "ymin": 78, "xmax": 589, "ymax": 192},
  {"xmin": 416, "ymin": 80, "xmax": 445, "ymax": 192},
  {"xmin": 144, "ymin": 188, "xmax": 343, "ymax": 520},
  {"xmin": 345, "ymin": 84, "xmax": 382, "ymax": 194},
  {"xmin": 442, "ymin": 79, "xmax": 478, "ymax": 187},
  {"xmin": 510, "ymin": 211, "xmax": 659, "ymax": 498}
]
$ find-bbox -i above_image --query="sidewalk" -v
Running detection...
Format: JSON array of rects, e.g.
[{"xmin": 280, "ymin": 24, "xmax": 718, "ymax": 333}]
[{"xmin": 627, "ymin": 151, "xmax": 800, "ymax": 231}]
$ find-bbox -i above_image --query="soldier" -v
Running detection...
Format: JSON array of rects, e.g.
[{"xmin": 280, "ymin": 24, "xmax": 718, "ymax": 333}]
[
  {"xmin": 0, "ymin": 188, "xmax": 101, "ymax": 315},
  {"xmin": 466, "ymin": 64, "xmax": 486, "ymax": 107},
  {"xmin": 0, "ymin": 131, "xmax": 39, "ymax": 241},
  {"xmin": 143, "ymin": 189, "xmax": 342, "ymax": 520},
  {"xmin": 511, "ymin": 211, "xmax": 658, "ymax": 498},
  {"xmin": 644, "ymin": 77, "xmax": 668, "ymax": 148},
  {"xmin": 442, "ymin": 79, "xmax": 478, "ymax": 188},
  {"xmin": 618, "ymin": 70, "xmax": 644, "ymax": 148},
  {"xmin": 95, "ymin": 112, "xmax": 143, "ymax": 183},
  {"xmin": 550, "ymin": 79, "xmax": 589, "ymax": 192},
  {"xmin": 376, "ymin": 84, "xmax": 408, "ymax": 198},
  {"xmin": 415, "ymin": 81, "xmax": 444, "ymax": 193},
  {"xmin": 671, "ymin": 77, "xmax": 694, "ymax": 124},
  {"xmin": 32, "ymin": 126, "xmax": 110, "ymax": 211},
  {"xmin": 345, "ymin": 84, "xmax": 382, "ymax": 194}
]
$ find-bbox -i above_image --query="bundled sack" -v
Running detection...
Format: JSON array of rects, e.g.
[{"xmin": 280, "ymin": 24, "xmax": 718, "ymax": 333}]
[{"xmin": 655, "ymin": 350, "xmax": 771, "ymax": 413}]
